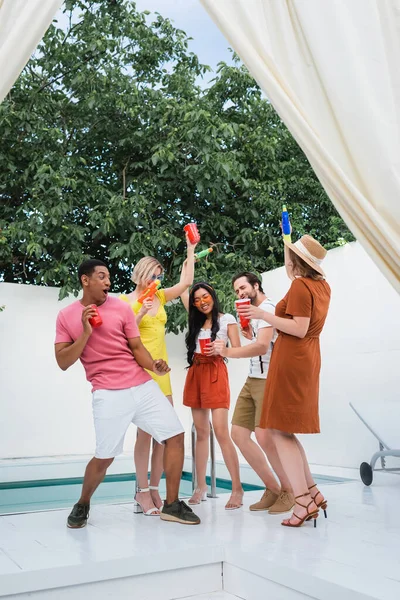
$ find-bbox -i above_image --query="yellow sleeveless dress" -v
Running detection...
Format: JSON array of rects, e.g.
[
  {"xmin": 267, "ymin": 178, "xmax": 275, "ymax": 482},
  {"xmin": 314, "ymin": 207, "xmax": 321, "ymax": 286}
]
[{"xmin": 119, "ymin": 289, "xmax": 172, "ymax": 396}]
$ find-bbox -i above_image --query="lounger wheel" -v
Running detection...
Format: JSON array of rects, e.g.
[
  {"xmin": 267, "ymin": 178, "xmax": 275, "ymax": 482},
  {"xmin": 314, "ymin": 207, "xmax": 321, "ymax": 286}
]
[{"xmin": 360, "ymin": 462, "xmax": 373, "ymax": 486}]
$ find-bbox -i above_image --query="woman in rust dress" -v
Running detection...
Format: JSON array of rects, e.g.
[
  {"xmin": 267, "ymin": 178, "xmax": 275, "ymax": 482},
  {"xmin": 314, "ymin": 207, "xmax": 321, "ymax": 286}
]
[{"xmin": 237, "ymin": 235, "xmax": 331, "ymax": 528}]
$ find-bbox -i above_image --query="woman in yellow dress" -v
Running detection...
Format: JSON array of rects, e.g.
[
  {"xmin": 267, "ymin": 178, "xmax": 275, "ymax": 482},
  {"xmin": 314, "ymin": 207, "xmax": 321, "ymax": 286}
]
[{"xmin": 120, "ymin": 238, "xmax": 196, "ymax": 515}]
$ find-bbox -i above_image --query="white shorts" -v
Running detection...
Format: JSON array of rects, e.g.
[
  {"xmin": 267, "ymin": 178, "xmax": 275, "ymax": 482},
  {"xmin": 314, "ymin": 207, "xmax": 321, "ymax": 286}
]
[{"xmin": 92, "ymin": 380, "xmax": 184, "ymax": 459}]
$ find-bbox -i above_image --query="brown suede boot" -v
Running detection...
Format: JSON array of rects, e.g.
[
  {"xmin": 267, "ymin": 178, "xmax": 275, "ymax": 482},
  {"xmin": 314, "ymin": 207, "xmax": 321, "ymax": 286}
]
[
  {"xmin": 268, "ymin": 490, "xmax": 295, "ymax": 514},
  {"xmin": 249, "ymin": 489, "xmax": 279, "ymax": 511}
]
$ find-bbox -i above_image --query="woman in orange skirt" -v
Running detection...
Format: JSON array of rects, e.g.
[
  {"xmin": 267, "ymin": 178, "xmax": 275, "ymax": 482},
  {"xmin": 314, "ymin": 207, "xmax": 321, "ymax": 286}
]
[
  {"xmin": 182, "ymin": 282, "xmax": 243, "ymax": 509},
  {"xmin": 237, "ymin": 236, "xmax": 331, "ymax": 528}
]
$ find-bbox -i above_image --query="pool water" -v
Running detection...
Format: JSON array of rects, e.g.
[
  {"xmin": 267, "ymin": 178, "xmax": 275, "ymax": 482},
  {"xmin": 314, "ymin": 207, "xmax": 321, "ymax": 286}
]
[
  {"xmin": 0, "ymin": 473, "xmax": 235, "ymax": 515},
  {"xmin": 0, "ymin": 472, "xmax": 348, "ymax": 516}
]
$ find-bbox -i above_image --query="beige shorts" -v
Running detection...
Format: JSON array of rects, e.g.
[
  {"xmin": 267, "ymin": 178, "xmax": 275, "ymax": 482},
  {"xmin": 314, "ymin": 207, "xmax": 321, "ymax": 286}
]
[{"xmin": 231, "ymin": 377, "xmax": 266, "ymax": 431}]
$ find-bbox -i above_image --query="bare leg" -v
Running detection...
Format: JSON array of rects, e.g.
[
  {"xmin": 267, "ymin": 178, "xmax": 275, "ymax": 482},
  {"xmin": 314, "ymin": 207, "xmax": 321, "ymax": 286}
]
[
  {"xmin": 149, "ymin": 439, "xmax": 164, "ymax": 486},
  {"xmin": 78, "ymin": 457, "xmax": 114, "ymax": 504},
  {"xmin": 149, "ymin": 395, "xmax": 173, "ymax": 508},
  {"xmin": 189, "ymin": 409, "xmax": 210, "ymax": 503},
  {"xmin": 294, "ymin": 436, "xmax": 325, "ymax": 505},
  {"xmin": 271, "ymin": 429, "xmax": 318, "ymax": 525},
  {"xmin": 212, "ymin": 409, "xmax": 243, "ymax": 508},
  {"xmin": 164, "ymin": 432, "xmax": 185, "ymax": 504},
  {"xmin": 255, "ymin": 427, "xmax": 293, "ymax": 492},
  {"xmin": 134, "ymin": 428, "xmax": 158, "ymax": 513},
  {"xmin": 231, "ymin": 425, "xmax": 280, "ymax": 494}
]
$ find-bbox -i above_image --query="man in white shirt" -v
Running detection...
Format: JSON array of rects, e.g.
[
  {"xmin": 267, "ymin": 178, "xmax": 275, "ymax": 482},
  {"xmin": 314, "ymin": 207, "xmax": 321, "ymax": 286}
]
[{"xmin": 213, "ymin": 272, "xmax": 294, "ymax": 514}]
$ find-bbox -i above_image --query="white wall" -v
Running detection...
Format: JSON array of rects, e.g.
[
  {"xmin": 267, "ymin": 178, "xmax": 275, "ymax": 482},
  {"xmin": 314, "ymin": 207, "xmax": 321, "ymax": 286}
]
[
  {"xmin": 0, "ymin": 241, "xmax": 399, "ymax": 468},
  {"xmin": 261, "ymin": 242, "xmax": 400, "ymax": 467},
  {"xmin": 0, "ymin": 281, "xmax": 247, "ymax": 459}
]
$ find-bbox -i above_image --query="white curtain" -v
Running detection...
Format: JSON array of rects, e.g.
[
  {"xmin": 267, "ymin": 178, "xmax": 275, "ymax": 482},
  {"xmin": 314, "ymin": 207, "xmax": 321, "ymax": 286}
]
[
  {"xmin": 0, "ymin": 0, "xmax": 63, "ymax": 103},
  {"xmin": 200, "ymin": 0, "xmax": 400, "ymax": 293}
]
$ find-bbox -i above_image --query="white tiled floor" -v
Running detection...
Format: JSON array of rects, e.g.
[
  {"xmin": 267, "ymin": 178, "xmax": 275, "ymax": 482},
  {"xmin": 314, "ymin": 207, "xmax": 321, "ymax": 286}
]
[{"xmin": 0, "ymin": 473, "xmax": 399, "ymax": 599}]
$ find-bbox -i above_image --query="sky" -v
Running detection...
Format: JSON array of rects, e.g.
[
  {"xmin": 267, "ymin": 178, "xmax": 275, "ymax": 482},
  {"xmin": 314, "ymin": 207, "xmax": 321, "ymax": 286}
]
[
  {"xmin": 55, "ymin": 0, "xmax": 235, "ymax": 79},
  {"xmin": 134, "ymin": 0, "xmax": 234, "ymax": 73}
]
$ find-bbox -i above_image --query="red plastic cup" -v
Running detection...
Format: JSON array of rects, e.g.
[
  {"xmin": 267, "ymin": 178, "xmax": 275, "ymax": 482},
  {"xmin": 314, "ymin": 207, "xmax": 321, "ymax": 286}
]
[
  {"xmin": 89, "ymin": 304, "xmax": 103, "ymax": 328},
  {"xmin": 184, "ymin": 223, "xmax": 200, "ymax": 244},
  {"xmin": 235, "ymin": 298, "xmax": 251, "ymax": 329},
  {"xmin": 199, "ymin": 337, "xmax": 212, "ymax": 355}
]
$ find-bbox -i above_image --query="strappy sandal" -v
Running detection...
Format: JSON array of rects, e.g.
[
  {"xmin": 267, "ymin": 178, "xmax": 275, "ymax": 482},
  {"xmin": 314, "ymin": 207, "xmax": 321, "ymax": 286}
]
[
  {"xmin": 309, "ymin": 483, "xmax": 328, "ymax": 518},
  {"xmin": 281, "ymin": 492, "xmax": 319, "ymax": 528},
  {"xmin": 225, "ymin": 491, "xmax": 244, "ymax": 511},
  {"xmin": 149, "ymin": 485, "xmax": 163, "ymax": 511},
  {"xmin": 188, "ymin": 488, "xmax": 208, "ymax": 505},
  {"xmin": 134, "ymin": 487, "xmax": 160, "ymax": 516}
]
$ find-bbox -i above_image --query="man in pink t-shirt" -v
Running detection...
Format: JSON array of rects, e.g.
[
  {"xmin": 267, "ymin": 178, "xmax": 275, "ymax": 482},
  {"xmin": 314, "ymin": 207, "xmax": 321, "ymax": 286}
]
[{"xmin": 55, "ymin": 259, "xmax": 200, "ymax": 527}]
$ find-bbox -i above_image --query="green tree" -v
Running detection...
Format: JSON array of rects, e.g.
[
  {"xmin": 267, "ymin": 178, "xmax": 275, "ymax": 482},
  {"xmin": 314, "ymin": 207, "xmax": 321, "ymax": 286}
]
[{"xmin": 0, "ymin": 0, "xmax": 353, "ymax": 332}]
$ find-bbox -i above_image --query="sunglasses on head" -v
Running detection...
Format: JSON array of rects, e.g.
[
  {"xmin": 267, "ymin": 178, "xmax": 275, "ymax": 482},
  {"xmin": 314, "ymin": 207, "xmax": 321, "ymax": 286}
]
[{"xmin": 193, "ymin": 293, "xmax": 212, "ymax": 306}]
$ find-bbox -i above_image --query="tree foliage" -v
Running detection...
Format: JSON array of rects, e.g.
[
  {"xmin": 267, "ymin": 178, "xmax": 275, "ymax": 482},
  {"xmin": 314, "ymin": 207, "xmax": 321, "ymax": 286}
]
[{"xmin": 0, "ymin": 0, "xmax": 354, "ymax": 332}]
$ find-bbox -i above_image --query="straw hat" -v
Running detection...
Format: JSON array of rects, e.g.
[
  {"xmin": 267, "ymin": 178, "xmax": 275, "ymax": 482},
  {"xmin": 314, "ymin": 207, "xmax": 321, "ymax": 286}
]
[{"xmin": 284, "ymin": 235, "xmax": 327, "ymax": 276}]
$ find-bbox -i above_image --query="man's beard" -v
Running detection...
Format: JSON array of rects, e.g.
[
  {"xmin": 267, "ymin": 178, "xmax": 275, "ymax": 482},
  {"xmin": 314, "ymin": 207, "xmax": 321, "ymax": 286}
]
[{"xmin": 250, "ymin": 291, "xmax": 257, "ymax": 305}]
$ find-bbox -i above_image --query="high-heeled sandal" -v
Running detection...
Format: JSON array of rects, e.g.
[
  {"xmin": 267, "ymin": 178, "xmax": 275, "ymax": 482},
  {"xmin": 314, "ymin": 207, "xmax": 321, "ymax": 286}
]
[
  {"xmin": 149, "ymin": 485, "xmax": 163, "ymax": 511},
  {"xmin": 188, "ymin": 488, "xmax": 208, "ymax": 505},
  {"xmin": 225, "ymin": 491, "xmax": 244, "ymax": 511},
  {"xmin": 281, "ymin": 492, "xmax": 319, "ymax": 528},
  {"xmin": 309, "ymin": 483, "xmax": 328, "ymax": 518},
  {"xmin": 134, "ymin": 487, "xmax": 160, "ymax": 516}
]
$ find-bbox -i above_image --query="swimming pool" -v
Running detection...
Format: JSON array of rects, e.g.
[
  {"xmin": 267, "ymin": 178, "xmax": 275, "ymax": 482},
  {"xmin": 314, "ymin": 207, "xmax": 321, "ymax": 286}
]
[{"xmin": 0, "ymin": 471, "xmax": 349, "ymax": 515}]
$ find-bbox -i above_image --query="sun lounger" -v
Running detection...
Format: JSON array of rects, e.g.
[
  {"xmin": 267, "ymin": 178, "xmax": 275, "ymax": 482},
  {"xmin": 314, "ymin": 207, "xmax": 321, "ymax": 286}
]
[{"xmin": 349, "ymin": 400, "xmax": 400, "ymax": 485}]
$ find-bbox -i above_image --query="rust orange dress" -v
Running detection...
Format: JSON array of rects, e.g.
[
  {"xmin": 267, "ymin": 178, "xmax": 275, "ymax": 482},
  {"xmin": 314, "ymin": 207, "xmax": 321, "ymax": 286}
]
[{"xmin": 259, "ymin": 277, "xmax": 331, "ymax": 434}]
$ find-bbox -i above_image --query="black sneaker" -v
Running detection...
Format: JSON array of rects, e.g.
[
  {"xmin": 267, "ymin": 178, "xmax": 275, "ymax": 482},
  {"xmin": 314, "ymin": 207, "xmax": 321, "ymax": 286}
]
[
  {"xmin": 67, "ymin": 503, "xmax": 90, "ymax": 528},
  {"xmin": 160, "ymin": 499, "xmax": 201, "ymax": 525}
]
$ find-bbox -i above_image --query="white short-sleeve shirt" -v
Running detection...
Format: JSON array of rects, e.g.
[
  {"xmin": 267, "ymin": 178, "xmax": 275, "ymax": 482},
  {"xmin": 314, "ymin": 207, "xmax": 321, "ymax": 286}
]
[
  {"xmin": 195, "ymin": 313, "xmax": 237, "ymax": 353},
  {"xmin": 248, "ymin": 299, "xmax": 276, "ymax": 379}
]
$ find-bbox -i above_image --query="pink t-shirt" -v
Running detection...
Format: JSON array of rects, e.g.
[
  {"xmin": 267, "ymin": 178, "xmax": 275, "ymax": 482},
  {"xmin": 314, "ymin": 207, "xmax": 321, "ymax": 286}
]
[{"xmin": 55, "ymin": 295, "xmax": 151, "ymax": 392}]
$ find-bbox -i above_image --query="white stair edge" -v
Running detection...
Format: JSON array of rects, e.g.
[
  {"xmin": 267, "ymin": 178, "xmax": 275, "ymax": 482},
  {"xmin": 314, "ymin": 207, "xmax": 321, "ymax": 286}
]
[
  {"xmin": 224, "ymin": 548, "xmax": 399, "ymax": 600},
  {"xmin": 0, "ymin": 546, "xmax": 224, "ymax": 597}
]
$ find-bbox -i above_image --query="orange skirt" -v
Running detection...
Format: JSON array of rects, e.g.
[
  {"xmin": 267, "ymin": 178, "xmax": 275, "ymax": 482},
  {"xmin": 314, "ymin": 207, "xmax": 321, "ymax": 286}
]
[{"xmin": 183, "ymin": 354, "xmax": 230, "ymax": 410}]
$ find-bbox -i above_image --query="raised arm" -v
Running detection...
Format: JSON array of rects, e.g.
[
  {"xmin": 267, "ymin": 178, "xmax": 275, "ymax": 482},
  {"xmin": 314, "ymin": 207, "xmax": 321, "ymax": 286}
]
[
  {"xmin": 180, "ymin": 286, "xmax": 190, "ymax": 312},
  {"xmin": 134, "ymin": 298, "xmax": 153, "ymax": 325},
  {"xmin": 163, "ymin": 235, "xmax": 197, "ymax": 303},
  {"xmin": 54, "ymin": 306, "xmax": 95, "ymax": 371},
  {"xmin": 284, "ymin": 243, "xmax": 296, "ymax": 281}
]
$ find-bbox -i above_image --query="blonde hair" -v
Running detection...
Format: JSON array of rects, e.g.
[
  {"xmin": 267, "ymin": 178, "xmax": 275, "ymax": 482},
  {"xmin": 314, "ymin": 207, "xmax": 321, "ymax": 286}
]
[
  {"xmin": 289, "ymin": 249, "xmax": 323, "ymax": 281},
  {"xmin": 131, "ymin": 256, "xmax": 163, "ymax": 285}
]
